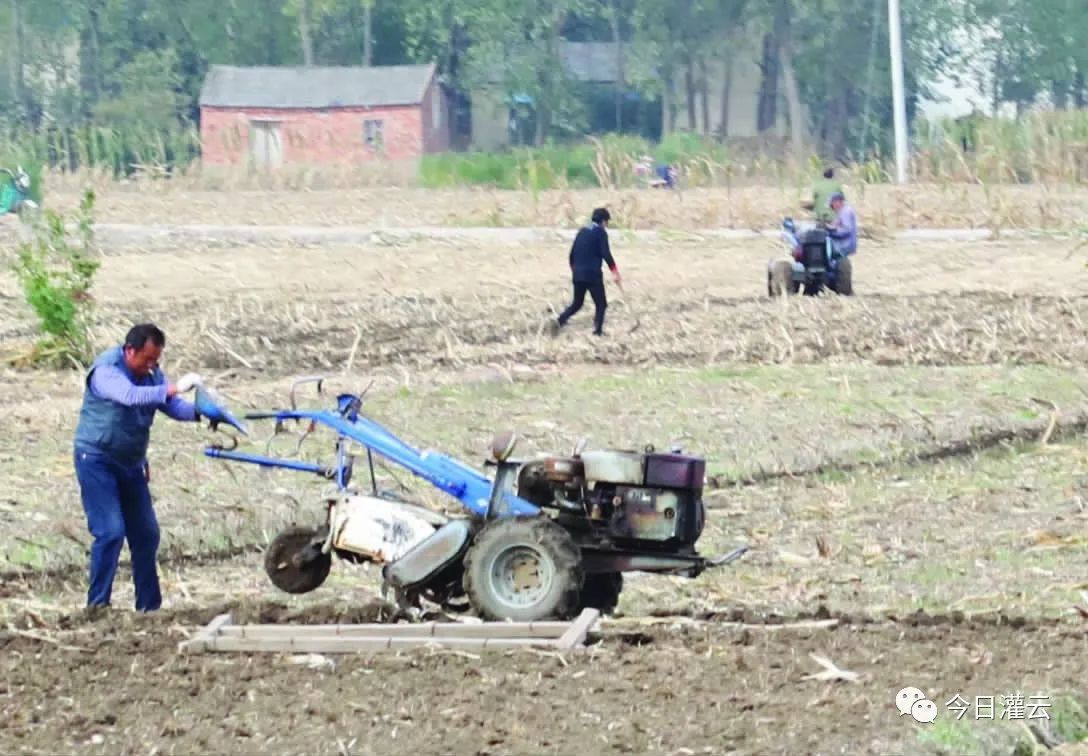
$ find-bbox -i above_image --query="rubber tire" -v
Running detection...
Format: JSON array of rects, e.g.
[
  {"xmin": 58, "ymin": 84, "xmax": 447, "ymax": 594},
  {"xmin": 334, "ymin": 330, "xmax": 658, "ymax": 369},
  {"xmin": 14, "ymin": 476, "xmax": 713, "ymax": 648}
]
[
  {"xmin": 462, "ymin": 517, "xmax": 583, "ymax": 622},
  {"xmin": 264, "ymin": 526, "xmax": 332, "ymax": 594},
  {"xmin": 767, "ymin": 260, "xmax": 797, "ymax": 297},
  {"xmin": 579, "ymin": 572, "xmax": 624, "ymax": 615},
  {"xmin": 835, "ymin": 256, "xmax": 853, "ymax": 295}
]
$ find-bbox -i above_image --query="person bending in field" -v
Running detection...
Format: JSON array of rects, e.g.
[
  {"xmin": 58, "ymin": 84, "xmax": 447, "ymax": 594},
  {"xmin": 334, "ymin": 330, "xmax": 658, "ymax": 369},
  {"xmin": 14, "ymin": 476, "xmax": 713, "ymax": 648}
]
[
  {"xmin": 72, "ymin": 323, "xmax": 204, "ymax": 613},
  {"xmin": 551, "ymin": 207, "xmax": 621, "ymax": 337}
]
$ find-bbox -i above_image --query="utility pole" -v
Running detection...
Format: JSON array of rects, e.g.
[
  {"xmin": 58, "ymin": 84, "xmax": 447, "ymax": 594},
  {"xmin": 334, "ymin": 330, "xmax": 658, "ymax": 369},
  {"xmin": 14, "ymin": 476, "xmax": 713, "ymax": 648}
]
[{"xmin": 888, "ymin": 0, "xmax": 909, "ymax": 183}]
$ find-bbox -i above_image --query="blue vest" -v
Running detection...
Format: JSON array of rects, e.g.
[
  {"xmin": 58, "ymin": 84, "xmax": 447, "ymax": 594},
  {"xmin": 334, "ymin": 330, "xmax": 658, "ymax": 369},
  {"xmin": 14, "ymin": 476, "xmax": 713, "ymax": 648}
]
[{"xmin": 73, "ymin": 346, "xmax": 164, "ymax": 466}]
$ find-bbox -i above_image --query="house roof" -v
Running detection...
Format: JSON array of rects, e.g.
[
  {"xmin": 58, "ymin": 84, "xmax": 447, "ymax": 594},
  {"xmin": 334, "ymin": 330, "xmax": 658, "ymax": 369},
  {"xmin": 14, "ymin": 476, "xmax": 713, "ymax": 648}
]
[
  {"xmin": 480, "ymin": 41, "xmax": 621, "ymax": 86},
  {"xmin": 559, "ymin": 41, "xmax": 620, "ymax": 83},
  {"xmin": 198, "ymin": 63, "xmax": 437, "ymax": 109}
]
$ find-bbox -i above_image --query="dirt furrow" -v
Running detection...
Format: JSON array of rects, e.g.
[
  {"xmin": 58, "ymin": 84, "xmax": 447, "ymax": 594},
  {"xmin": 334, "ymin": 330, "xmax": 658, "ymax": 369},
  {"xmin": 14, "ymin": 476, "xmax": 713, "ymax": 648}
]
[{"xmin": 25, "ymin": 290, "xmax": 1081, "ymax": 378}]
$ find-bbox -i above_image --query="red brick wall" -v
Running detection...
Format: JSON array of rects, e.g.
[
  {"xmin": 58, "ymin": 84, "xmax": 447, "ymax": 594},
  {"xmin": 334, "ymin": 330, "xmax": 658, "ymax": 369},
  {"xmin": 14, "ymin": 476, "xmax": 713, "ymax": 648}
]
[{"xmin": 199, "ymin": 104, "xmax": 429, "ymax": 165}]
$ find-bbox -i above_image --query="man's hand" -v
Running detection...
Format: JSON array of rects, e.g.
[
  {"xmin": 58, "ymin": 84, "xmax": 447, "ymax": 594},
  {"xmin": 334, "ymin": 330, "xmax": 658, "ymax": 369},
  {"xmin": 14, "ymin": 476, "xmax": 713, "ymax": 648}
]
[
  {"xmin": 176, "ymin": 373, "xmax": 204, "ymax": 393},
  {"xmin": 612, "ymin": 269, "xmax": 622, "ymax": 285}
]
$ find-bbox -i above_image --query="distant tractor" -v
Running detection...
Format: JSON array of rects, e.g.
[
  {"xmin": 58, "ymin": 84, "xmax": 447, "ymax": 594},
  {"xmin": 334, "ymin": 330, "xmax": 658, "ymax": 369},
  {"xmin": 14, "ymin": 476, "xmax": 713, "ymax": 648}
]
[{"xmin": 768, "ymin": 218, "xmax": 853, "ymax": 297}]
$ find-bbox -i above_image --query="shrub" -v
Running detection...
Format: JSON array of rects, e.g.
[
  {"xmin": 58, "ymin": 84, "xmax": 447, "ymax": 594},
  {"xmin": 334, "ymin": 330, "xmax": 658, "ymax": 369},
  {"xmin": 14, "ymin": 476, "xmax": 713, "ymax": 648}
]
[{"xmin": 10, "ymin": 188, "xmax": 100, "ymax": 368}]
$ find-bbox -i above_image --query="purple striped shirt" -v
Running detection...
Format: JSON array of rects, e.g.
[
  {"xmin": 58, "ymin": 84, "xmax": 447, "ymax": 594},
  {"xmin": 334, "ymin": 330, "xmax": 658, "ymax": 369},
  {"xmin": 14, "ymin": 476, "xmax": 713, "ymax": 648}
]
[{"xmin": 90, "ymin": 366, "xmax": 198, "ymax": 421}]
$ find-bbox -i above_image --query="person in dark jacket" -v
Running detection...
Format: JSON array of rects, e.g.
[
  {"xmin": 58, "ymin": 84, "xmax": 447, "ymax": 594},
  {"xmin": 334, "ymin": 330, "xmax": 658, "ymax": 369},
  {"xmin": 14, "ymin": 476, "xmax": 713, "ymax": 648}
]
[
  {"xmin": 73, "ymin": 323, "xmax": 204, "ymax": 612},
  {"xmin": 552, "ymin": 208, "xmax": 621, "ymax": 336}
]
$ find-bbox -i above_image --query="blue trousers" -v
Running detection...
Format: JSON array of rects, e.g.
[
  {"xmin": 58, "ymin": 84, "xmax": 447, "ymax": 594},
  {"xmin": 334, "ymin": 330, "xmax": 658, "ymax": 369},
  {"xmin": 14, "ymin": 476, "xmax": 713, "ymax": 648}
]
[{"xmin": 73, "ymin": 448, "xmax": 162, "ymax": 611}]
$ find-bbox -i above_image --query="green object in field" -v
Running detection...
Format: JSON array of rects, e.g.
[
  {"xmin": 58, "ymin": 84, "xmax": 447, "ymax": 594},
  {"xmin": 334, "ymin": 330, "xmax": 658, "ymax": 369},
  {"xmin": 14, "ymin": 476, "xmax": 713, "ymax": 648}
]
[
  {"xmin": 0, "ymin": 181, "xmax": 16, "ymax": 213},
  {"xmin": 812, "ymin": 176, "xmax": 843, "ymax": 223},
  {"xmin": 0, "ymin": 166, "xmax": 36, "ymax": 215}
]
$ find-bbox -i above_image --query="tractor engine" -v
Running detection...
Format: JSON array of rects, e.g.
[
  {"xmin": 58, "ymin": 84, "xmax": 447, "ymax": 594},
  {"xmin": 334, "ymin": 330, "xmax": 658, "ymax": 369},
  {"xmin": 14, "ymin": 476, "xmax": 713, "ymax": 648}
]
[
  {"xmin": 516, "ymin": 448, "xmax": 707, "ymax": 551},
  {"xmin": 799, "ymin": 227, "xmax": 829, "ymax": 270}
]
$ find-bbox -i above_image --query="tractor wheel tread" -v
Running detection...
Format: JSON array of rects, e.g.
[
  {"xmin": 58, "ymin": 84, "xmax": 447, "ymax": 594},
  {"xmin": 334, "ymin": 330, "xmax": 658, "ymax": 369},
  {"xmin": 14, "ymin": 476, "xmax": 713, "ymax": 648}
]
[
  {"xmin": 462, "ymin": 516, "xmax": 584, "ymax": 622},
  {"xmin": 836, "ymin": 256, "xmax": 854, "ymax": 295},
  {"xmin": 767, "ymin": 259, "xmax": 796, "ymax": 298},
  {"xmin": 263, "ymin": 525, "xmax": 332, "ymax": 594}
]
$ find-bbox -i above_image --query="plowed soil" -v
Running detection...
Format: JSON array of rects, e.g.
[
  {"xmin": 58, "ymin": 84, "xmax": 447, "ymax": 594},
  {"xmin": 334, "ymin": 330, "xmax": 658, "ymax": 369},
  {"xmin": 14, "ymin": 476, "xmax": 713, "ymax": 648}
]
[
  {"xmin": 1, "ymin": 190, "xmax": 1086, "ymax": 756},
  {"xmin": 2, "ymin": 596, "xmax": 1085, "ymax": 756},
  {"xmin": 3, "ymin": 233, "xmax": 1086, "ymax": 376},
  {"xmin": 37, "ymin": 180, "xmax": 1088, "ymax": 231}
]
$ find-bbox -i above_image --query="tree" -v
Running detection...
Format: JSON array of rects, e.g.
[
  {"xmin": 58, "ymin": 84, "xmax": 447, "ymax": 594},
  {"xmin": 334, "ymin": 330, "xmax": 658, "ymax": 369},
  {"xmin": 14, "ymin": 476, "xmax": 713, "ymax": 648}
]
[
  {"xmin": 967, "ymin": 0, "xmax": 1088, "ymax": 111},
  {"xmin": 461, "ymin": 0, "xmax": 598, "ymax": 144}
]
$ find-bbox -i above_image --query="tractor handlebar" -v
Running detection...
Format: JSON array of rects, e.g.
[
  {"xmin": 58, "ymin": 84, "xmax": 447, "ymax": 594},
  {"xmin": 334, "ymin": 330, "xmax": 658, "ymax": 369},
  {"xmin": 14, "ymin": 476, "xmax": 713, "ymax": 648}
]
[{"xmin": 283, "ymin": 374, "xmax": 375, "ymax": 418}]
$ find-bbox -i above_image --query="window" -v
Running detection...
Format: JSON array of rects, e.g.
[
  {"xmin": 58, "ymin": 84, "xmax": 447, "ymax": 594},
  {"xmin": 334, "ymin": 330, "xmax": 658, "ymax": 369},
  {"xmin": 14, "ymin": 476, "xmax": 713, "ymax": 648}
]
[{"xmin": 363, "ymin": 118, "xmax": 384, "ymax": 150}]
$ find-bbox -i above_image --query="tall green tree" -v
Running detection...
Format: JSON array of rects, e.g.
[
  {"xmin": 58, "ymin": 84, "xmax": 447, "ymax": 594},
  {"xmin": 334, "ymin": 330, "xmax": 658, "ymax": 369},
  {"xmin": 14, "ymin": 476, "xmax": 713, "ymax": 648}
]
[
  {"xmin": 460, "ymin": 0, "xmax": 600, "ymax": 144},
  {"xmin": 967, "ymin": 0, "xmax": 1088, "ymax": 110}
]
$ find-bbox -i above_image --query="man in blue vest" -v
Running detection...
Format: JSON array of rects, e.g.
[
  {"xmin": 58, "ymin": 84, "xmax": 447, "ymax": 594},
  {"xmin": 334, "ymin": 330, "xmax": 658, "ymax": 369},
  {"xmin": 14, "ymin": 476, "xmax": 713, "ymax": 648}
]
[{"xmin": 73, "ymin": 323, "xmax": 204, "ymax": 612}]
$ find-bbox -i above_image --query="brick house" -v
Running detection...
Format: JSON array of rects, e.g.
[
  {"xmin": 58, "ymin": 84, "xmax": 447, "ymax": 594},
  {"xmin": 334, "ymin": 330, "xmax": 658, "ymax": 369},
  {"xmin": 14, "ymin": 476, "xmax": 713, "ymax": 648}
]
[{"xmin": 198, "ymin": 63, "xmax": 450, "ymax": 166}]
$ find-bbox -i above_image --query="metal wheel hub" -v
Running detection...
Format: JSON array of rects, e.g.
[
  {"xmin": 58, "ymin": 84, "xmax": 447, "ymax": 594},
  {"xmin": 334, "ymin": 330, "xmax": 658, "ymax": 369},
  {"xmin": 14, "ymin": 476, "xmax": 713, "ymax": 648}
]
[{"xmin": 487, "ymin": 544, "xmax": 554, "ymax": 608}]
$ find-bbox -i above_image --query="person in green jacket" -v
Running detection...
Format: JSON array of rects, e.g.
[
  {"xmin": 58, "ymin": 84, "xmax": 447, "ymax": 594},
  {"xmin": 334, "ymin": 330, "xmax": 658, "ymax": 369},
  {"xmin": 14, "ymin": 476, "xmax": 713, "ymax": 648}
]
[{"xmin": 802, "ymin": 166, "xmax": 844, "ymax": 224}]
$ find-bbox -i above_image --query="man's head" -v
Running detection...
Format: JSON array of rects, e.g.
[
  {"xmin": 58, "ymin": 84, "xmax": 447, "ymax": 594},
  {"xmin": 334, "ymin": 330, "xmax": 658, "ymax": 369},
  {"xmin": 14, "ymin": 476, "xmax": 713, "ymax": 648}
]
[
  {"xmin": 829, "ymin": 191, "xmax": 845, "ymax": 211},
  {"xmin": 122, "ymin": 323, "xmax": 166, "ymax": 378},
  {"xmin": 591, "ymin": 207, "xmax": 611, "ymax": 226}
]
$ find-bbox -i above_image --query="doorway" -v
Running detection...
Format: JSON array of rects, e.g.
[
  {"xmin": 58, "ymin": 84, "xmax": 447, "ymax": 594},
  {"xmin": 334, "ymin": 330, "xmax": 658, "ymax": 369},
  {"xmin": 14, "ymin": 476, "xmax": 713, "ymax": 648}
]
[{"xmin": 248, "ymin": 119, "xmax": 284, "ymax": 167}]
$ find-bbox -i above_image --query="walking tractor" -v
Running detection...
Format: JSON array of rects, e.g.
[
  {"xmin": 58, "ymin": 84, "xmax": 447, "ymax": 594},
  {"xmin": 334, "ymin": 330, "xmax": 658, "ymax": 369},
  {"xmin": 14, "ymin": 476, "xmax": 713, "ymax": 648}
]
[
  {"xmin": 767, "ymin": 217, "xmax": 853, "ymax": 297},
  {"xmin": 201, "ymin": 377, "xmax": 749, "ymax": 622}
]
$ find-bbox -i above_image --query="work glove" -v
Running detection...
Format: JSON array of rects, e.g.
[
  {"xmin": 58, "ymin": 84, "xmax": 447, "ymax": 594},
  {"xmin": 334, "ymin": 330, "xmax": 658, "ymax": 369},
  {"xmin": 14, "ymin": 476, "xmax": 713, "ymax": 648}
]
[{"xmin": 176, "ymin": 373, "xmax": 204, "ymax": 393}]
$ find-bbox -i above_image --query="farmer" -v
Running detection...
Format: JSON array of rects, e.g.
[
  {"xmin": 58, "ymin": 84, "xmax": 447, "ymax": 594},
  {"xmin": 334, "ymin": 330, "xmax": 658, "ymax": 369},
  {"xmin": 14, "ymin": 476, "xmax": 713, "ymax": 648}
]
[
  {"xmin": 655, "ymin": 163, "xmax": 679, "ymax": 189},
  {"xmin": 551, "ymin": 207, "xmax": 621, "ymax": 337},
  {"xmin": 825, "ymin": 190, "xmax": 858, "ymax": 258},
  {"xmin": 802, "ymin": 166, "xmax": 844, "ymax": 224},
  {"xmin": 72, "ymin": 323, "xmax": 204, "ymax": 613}
]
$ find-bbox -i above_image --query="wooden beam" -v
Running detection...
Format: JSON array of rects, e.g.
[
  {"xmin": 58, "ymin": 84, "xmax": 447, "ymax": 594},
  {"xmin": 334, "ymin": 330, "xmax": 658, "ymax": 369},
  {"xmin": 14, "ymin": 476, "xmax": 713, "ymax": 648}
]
[
  {"xmin": 179, "ymin": 609, "xmax": 602, "ymax": 655},
  {"xmin": 202, "ymin": 635, "xmax": 557, "ymax": 653},
  {"xmin": 178, "ymin": 612, "xmax": 234, "ymax": 654},
  {"xmin": 555, "ymin": 608, "xmax": 601, "ymax": 650},
  {"xmin": 218, "ymin": 620, "xmax": 574, "ymax": 640}
]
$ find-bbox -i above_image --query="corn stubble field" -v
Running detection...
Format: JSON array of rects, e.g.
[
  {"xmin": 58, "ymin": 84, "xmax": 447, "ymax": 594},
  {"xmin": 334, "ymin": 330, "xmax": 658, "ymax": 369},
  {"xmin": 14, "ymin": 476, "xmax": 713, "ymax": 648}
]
[{"xmin": 1, "ymin": 181, "xmax": 1087, "ymax": 756}]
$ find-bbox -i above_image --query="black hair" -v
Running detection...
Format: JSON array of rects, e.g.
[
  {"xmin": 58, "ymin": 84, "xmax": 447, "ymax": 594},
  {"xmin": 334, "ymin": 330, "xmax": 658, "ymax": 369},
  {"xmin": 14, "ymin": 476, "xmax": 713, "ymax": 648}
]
[
  {"xmin": 591, "ymin": 207, "xmax": 611, "ymax": 224},
  {"xmin": 124, "ymin": 323, "xmax": 166, "ymax": 351},
  {"xmin": 823, "ymin": 166, "xmax": 835, "ymax": 179}
]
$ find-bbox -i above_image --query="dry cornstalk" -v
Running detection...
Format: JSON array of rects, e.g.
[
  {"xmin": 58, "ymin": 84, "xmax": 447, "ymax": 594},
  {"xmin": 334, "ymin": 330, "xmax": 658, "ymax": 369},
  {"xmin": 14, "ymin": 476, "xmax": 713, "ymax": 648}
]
[
  {"xmin": 343, "ymin": 325, "xmax": 363, "ymax": 374},
  {"xmin": 802, "ymin": 653, "xmax": 860, "ymax": 683},
  {"xmin": 5, "ymin": 626, "xmax": 91, "ymax": 653},
  {"xmin": 207, "ymin": 331, "xmax": 255, "ymax": 369}
]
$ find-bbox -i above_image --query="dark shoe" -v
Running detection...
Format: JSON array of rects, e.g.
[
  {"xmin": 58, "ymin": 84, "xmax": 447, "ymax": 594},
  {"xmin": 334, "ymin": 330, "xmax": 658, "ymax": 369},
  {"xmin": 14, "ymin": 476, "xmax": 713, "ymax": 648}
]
[
  {"xmin": 592, "ymin": 330, "xmax": 604, "ymax": 337},
  {"xmin": 82, "ymin": 605, "xmax": 110, "ymax": 622}
]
